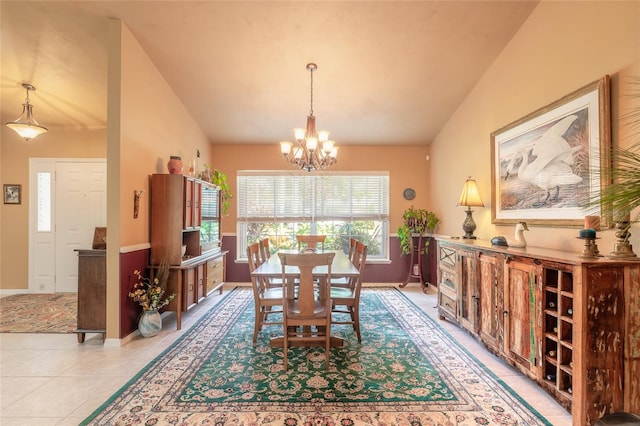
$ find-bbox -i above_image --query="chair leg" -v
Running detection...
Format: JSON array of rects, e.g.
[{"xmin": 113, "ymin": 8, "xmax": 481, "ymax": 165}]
[
  {"xmin": 253, "ymin": 306, "xmax": 260, "ymax": 343},
  {"xmin": 353, "ymin": 308, "xmax": 361, "ymax": 343},
  {"xmin": 283, "ymin": 327, "xmax": 288, "ymax": 371},
  {"xmin": 325, "ymin": 323, "xmax": 331, "ymax": 370}
]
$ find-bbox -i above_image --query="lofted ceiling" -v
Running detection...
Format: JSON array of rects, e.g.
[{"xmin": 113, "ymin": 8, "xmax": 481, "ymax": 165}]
[{"xmin": 1, "ymin": 1, "xmax": 538, "ymax": 146}]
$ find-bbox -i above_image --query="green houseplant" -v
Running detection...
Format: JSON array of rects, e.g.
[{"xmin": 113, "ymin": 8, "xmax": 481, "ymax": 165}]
[
  {"xmin": 587, "ymin": 78, "xmax": 640, "ymax": 227},
  {"xmin": 583, "ymin": 77, "xmax": 640, "ymax": 257},
  {"xmin": 397, "ymin": 206, "xmax": 440, "ymax": 255},
  {"xmin": 202, "ymin": 164, "xmax": 233, "ymax": 215}
]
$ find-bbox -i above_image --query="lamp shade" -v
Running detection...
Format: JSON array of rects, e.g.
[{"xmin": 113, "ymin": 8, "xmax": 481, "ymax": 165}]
[
  {"xmin": 5, "ymin": 83, "xmax": 48, "ymax": 141},
  {"xmin": 458, "ymin": 177, "xmax": 484, "ymax": 207}
]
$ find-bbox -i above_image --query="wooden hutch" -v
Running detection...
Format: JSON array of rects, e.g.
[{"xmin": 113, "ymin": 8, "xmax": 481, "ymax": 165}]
[
  {"xmin": 150, "ymin": 174, "xmax": 227, "ymax": 329},
  {"xmin": 435, "ymin": 236, "xmax": 639, "ymax": 425}
]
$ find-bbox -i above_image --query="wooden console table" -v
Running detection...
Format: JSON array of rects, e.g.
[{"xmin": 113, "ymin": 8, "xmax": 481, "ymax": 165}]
[
  {"xmin": 74, "ymin": 249, "xmax": 106, "ymax": 343},
  {"xmin": 151, "ymin": 250, "xmax": 227, "ymax": 330},
  {"xmin": 434, "ymin": 236, "xmax": 640, "ymax": 425}
]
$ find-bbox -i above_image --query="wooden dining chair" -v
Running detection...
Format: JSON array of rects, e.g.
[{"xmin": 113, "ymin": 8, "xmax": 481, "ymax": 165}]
[
  {"xmin": 247, "ymin": 242, "xmax": 283, "ymax": 343},
  {"xmin": 296, "ymin": 235, "xmax": 326, "ymax": 252},
  {"xmin": 258, "ymin": 237, "xmax": 282, "ymax": 289},
  {"xmin": 279, "ymin": 251, "xmax": 335, "ymax": 370},
  {"xmin": 330, "ymin": 237, "xmax": 358, "ymax": 288},
  {"xmin": 258, "ymin": 237, "xmax": 271, "ymax": 264},
  {"xmin": 330, "ymin": 240, "xmax": 367, "ymax": 342}
]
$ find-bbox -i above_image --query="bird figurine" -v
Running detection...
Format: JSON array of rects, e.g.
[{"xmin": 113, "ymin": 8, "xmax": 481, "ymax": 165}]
[{"xmin": 491, "ymin": 221, "xmax": 529, "ymax": 248}]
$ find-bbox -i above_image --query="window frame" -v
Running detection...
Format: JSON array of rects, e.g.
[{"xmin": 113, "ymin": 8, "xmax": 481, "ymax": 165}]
[{"xmin": 236, "ymin": 170, "xmax": 389, "ymax": 262}]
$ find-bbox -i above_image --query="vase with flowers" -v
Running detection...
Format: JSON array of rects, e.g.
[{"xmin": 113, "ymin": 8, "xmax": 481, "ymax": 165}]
[{"xmin": 128, "ymin": 259, "xmax": 176, "ymax": 337}]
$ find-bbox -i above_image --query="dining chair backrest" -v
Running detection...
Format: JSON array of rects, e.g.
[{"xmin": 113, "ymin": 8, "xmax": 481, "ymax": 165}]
[
  {"xmin": 296, "ymin": 235, "xmax": 326, "ymax": 252},
  {"xmin": 258, "ymin": 237, "xmax": 271, "ymax": 264},
  {"xmin": 278, "ymin": 252, "xmax": 335, "ymax": 314},
  {"xmin": 247, "ymin": 242, "xmax": 266, "ymax": 294},
  {"xmin": 350, "ymin": 241, "xmax": 368, "ymax": 290},
  {"xmin": 347, "ymin": 237, "xmax": 358, "ymax": 261}
]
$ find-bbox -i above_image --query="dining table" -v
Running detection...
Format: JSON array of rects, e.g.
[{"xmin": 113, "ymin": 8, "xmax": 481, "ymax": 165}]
[{"xmin": 251, "ymin": 249, "xmax": 360, "ymax": 348}]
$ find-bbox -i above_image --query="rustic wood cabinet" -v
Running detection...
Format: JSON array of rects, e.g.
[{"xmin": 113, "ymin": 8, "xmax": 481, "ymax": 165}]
[
  {"xmin": 457, "ymin": 247, "xmax": 479, "ymax": 333},
  {"xmin": 435, "ymin": 237, "xmax": 640, "ymax": 425},
  {"xmin": 503, "ymin": 256, "xmax": 538, "ymax": 379},
  {"xmin": 75, "ymin": 249, "xmax": 106, "ymax": 343},
  {"xmin": 437, "ymin": 244, "xmax": 458, "ymax": 322},
  {"xmin": 150, "ymin": 174, "xmax": 227, "ymax": 330},
  {"xmin": 478, "ymin": 251, "xmax": 503, "ymax": 353}
]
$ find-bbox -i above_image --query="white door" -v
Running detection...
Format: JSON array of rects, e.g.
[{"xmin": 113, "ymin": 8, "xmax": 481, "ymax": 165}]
[{"xmin": 29, "ymin": 159, "xmax": 107, "ymax": 293}]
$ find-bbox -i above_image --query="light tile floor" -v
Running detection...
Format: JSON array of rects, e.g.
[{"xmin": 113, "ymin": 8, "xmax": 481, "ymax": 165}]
[{"xmin": 0, "ymin": 283, "xmax": 572, "ymax": 425}]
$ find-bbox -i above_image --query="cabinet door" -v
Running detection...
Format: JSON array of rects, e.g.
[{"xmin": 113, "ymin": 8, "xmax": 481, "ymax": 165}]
[
  {"xmin": 574, "ymin": 265, "xmax": 625, "ymax": 425},
  {"xmin": 193, "ymin": 180, "xmax": 202, "ymax": 228},
  {"xmin": 184, "ymin": 268, "xmax": 196, "ymax": 309},
  {"xmin": 183, "ymin": 177, "xmax": 194, "ymax": 229},
  {"xmin": 196, "ymin": 263, "xmax": 205, "ymax": 302},
  {"xmin": 437, "ymin": 244, "xmax": 458, "ymax": 321},
  {"xmin": 457, "ymin": 249, "xmax": 479, "ymax": 333},
  {"xmin": 504, "ymin": 258, "xmax": 539, "ymax": 377},
  {"xmin": 478, "ymin": 252, "xmax": 503, "ymax": 352}
]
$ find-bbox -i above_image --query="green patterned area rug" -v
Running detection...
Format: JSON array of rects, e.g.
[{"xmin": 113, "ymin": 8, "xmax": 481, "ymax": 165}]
[
  {"xmin": 83, "ymin": 288, "xmax": 550, "ymax": 425},
  {"xmin": 0, "ymin": 293, "xmax": 77, "ymax": 333}
]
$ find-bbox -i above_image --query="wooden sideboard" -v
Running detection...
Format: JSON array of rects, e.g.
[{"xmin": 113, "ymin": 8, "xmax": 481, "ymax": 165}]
[
  {"xmin": 435, "ymin": 237, "xmax": 640, "ymax": 425},
  {"xmin": 154, "ymin": 250, "xmax": 227, "ymax": 330},
  {"xmin": 75, "ymin": 249, "xmax": 106, "ymax": 343}
]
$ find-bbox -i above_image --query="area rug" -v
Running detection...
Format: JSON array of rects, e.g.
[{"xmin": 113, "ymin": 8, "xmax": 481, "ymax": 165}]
[
  {"xmin": 0, "ymin": 293, "xmax": 77, "ymax": 333},
  {"xmin": 83, "ymin": 288, "xmax": 550, "ymax": 425}
]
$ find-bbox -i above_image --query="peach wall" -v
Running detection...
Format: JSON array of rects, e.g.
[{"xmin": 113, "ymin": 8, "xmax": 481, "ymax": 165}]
[
  {"xmin": 0, "ymin": 126, "xmax": 106, "ymax": 290},
  {"xmin": 210, "ymin": 144, "xmax": 433, "ymax": 234},
  {"xmin": 431, "ymin": 1, "xmax": 640, "ymax": 253},
  {"xmin": 118, "ymin": 24, "xmax": 213, "ymax": 248},
  {"xmin": 102, "ymin": 21, "xmax": 214, "ymax": 338}
]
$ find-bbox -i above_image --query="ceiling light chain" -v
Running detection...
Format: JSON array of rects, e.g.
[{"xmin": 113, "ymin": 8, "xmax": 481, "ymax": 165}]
[{"xmin": 279, "ymin": 63, "xmax": 337, "ymax": 172}]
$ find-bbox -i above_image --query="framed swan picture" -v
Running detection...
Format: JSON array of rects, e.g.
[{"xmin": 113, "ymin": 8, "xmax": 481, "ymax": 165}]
[{"xmin": 491, "ymin": 76, "xmax": 611, "ymax": 227}]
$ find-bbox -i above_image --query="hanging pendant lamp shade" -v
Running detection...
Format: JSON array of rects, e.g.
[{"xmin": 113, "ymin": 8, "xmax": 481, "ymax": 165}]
[{"xmin": 5, "ymin": 83, "xmax": 48, "ymax": 141}]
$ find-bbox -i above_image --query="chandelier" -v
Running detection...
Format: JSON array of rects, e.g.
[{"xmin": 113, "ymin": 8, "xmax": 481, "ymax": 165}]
[
  {"xmin": 5, "ymin": 83, "xmax": 48, "ymax": 141},
  {"xmin": 280, "ymin": 63, "xmax": 338, "ymax": 172}
]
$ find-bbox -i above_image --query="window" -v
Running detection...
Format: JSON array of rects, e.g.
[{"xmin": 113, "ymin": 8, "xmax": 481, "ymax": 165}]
[
  {"xmin": 237, "ymin": 171, "xmax": 389, "ymax": 260},
  {"xmin": 37, "ymin": 172, "xmax": 51, "ymax": 232}
]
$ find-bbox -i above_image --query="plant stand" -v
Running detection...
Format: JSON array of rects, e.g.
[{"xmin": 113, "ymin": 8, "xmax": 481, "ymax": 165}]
[{"xmin": 400, "ymin": 234, "xmax": 428, "ymax": 292}]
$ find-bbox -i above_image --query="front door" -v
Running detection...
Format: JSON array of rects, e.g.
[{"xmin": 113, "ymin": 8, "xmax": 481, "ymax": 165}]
[{"xmin": 29, "ymin": 159, "xmax": 107, "ymax": 293}]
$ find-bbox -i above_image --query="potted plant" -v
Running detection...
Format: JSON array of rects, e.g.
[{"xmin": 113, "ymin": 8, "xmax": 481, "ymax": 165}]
[
  {"xmin": 128, "ymin": 259, "xmax": 176, "ymax": 337},
  {"xmin": 397, "ymin": 206, "xmax": 440, "ymax": 255},
  {"xmin": 585, "ymin": 77, "xmax": 640, "ymax": 256},
  {"xmin": 202, "ymin": 164, "xmax": 233, "ymax": 214}
]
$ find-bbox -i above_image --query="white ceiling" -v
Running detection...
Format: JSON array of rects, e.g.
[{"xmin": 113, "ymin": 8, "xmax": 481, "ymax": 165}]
[{"xmin": 1, "ymin": 1, "xmax": 538, "ymax": 146}]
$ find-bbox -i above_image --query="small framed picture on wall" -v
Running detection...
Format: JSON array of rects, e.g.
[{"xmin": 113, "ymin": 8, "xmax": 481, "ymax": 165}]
[{"xmin": 3, "ymin": 184, "xmax": 21, "ymax": 205}]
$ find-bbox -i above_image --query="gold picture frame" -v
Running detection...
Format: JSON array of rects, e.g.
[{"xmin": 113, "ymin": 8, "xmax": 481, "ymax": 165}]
[{"xmin": 491, "ymin": 76, "xmax": 611, "ymax": 227}]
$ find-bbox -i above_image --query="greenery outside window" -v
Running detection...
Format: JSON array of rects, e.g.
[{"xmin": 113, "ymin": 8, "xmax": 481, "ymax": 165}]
[{"xmin": 237, "ymin": 171, "xmax": 389, "ymax": 261}]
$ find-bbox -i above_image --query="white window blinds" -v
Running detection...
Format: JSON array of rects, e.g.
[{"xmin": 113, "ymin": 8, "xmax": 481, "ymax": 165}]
[{"xmin": 237, "ymin": 171, "xmax": 389, "ymax": 222}]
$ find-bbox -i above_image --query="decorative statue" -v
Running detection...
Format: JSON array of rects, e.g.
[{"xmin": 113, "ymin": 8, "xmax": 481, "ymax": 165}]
[{"xmin": 491, "ymin": 221, "xmax": 529, "ymax": 248}]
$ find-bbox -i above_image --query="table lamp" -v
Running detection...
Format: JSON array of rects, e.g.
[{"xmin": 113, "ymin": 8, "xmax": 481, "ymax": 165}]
[{"xmin": 458, "ymin": 177, "xmax": 484, "ymax": 239}]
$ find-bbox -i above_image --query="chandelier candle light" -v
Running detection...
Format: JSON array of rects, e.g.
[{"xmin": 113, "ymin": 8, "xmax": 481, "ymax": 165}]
[
  {"xmin": 5, "ymin": 83, "xmax": 48, "ymax": 141},
  {"xmin": 280, "ymin": 63, "xmax": 338, "ymax": 172},
  {"xmin": 458, "ymin": 176, "xmax": 484, "ymax": 239}
]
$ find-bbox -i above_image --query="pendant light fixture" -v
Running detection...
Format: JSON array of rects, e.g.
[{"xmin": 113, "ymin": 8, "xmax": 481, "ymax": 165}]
[
  {"xmin": 279, "ymin": 63, "xmax": 338, "ymax": 172},
  {"xmin": 5, "ymin": 83, "xmax": 48, "ymax": 141}
]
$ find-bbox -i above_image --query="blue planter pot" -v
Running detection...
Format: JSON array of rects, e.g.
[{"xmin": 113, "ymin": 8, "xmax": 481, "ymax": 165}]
[{"xmin": 138, "ymin": 310, "xmax": 162, "ymax": 337}]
